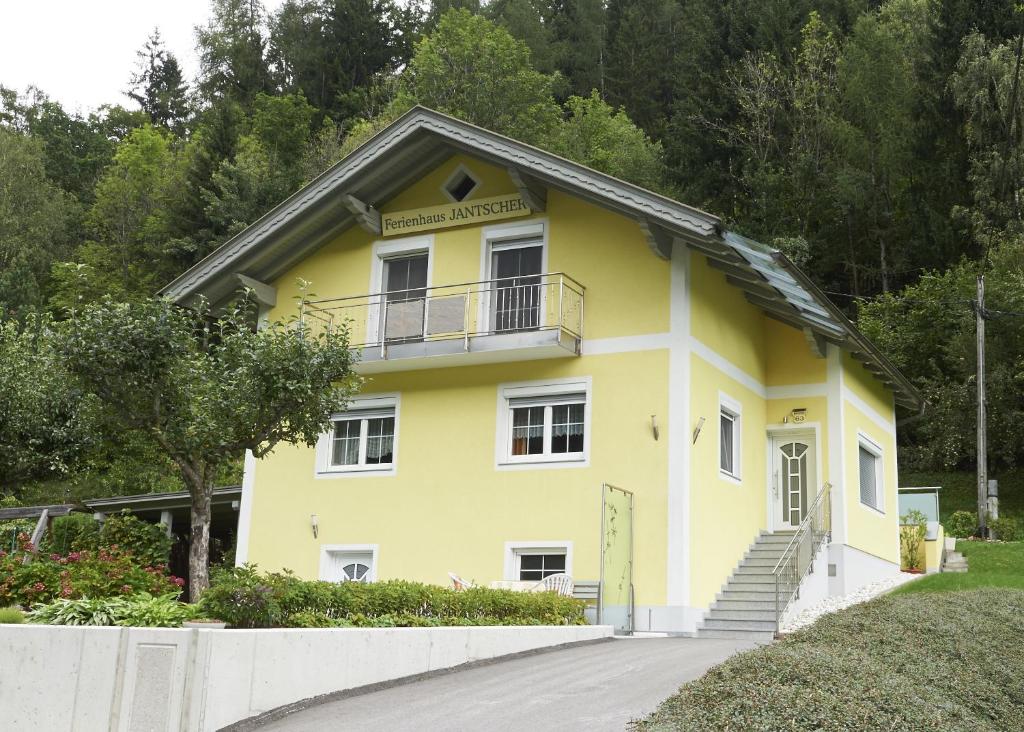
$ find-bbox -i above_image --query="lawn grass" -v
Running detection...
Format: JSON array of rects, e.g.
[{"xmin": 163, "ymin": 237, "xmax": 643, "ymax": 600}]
[
  {"xmin": 632, "ymin": 589, "xmax": 1024, "ymax": 731},
  {"xmin": 902, "ymin": 469, "xmax": 1024, "ymax": 525},
  {"xmin": 893, "ymin": 540, "xmax": 1024, "ymax": 594}
]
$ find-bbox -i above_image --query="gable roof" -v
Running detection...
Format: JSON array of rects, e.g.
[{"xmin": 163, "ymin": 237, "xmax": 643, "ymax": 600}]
[{"xmin": 159, "ymin": 106, "xmax": 922, "ymax": 410}]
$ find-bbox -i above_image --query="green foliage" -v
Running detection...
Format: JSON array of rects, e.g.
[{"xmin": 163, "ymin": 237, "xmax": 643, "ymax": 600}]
[
  {"xmin": 200, "ymin": 564, "xmax": 586, "ymax": 628},
  {"xmin": 98, "ymin": 510, "xmax": 173, "ymax": 566},
  {"xmin": 859, "ymin": 238, "xmax": 1024, "ymax": 471},
  {"xmin": 0, "ymin": 127, "xmax": 74, "ymax": 315},
  {"xmin": 27, "ymin": 593, "xmax": 196, "ymax": 627},
  {"xmin": 395, "ymin": 9, "xmax": 561, "ymax": 145},
  {"xmin": 633, "ymin": 589, "xmax": 1024, "ymax": 731},
  {"xmin": 546, "ymin": 93, "xmax": 669, "ymax": 193},
  {"xmin": 899, "ymin": 508, "xmax": 927, "ymax": 570},
  {"xmin": 0, "ymin": 606, "xmax": 25, "ymax": 623},
  {"xmin": 57, "ymin": 295, "xmax": 358, "ymax": 596},
  {"xmin": 0, "ymin": 539, "xmax": 183, "ymax": 607},
  {"xmin": 990, "ymin": 516, "xmax": 1021, "ymax": 542},
  {"xmin": 38, "ymin": 513, "xmax": 100, "ymax": 556},
  {"xmin": 0, "ymin": 316, "xmax": 98, "ymax": 490},
  {"xmin": 947, "ymin": 510, "xmax": 979, "ymax": 539}
]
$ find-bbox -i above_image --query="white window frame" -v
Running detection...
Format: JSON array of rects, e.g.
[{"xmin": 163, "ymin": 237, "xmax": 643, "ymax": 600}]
[
  {"xmin": 495, "ymin": 377, "xmax": 591, "ymax": 469},
  {"xmin": 719, "ymin": 392, "xmax": 742, "ymax": 482},
  {"xmin": 366, "ymin": 235, "xmax": 433, "ymax": 344},
  {"xmin": 441, "ymin": 163, "xmax": 481, "ymax": 202},
  {"xmin": 319, "ymin": 544, "xmax": 379, "ymax": 583},
  {"xmin": 503, "ymin": 541, "xmax": 573, "ymax": 581},
  {"xmin": 315, "ymin": 394, "xmax": 400, "ymax": 477},
  {"xmin": 478, "ymin": 220, "xmax": 547, "ymax": 332},
  {"xmin": 858, "ymin": 432, "xmax": 885, "ymax": 513}
]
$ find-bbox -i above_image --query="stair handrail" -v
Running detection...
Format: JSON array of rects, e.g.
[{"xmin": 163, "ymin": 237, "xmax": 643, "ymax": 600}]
[{"xmin": 772, "ymin": 482, "xmax": 833, "ymax": 634}]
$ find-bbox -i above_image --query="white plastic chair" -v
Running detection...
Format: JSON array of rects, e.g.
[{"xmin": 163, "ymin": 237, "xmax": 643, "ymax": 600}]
[
  {"xmin": 535, "ymin": 573, "xmax": 574, "ymax": 597},
  {"xmin": 448, "ymin": 572, "xmax": 475, "ymax": 590}
]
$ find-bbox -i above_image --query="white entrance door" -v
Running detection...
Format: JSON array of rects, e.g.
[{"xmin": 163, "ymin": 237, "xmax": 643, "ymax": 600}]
[{"xmin": 771, "ymin": 433, "xmax": 817, "ymax": 530}]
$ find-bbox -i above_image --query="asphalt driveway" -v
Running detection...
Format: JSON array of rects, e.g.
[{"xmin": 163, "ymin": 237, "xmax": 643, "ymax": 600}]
[{"xmin": 253, "ymin": 636, "xmax": 757, "ymax": 731}]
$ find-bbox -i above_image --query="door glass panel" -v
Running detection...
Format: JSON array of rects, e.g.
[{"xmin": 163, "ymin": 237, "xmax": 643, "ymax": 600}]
[
  {"xmin": 778, "ymin": 440, "xmax": 811, "ymax": 526},
  {"xmin": 492, "ymin": 243, "xmax": 542, "ymax": 332},
  {"xmin": 383, "ymin": 254, "xmax": 428, "ymax": 342}
]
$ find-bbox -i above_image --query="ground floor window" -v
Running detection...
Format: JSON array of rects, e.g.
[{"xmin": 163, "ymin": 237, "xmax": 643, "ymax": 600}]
[
  {"xmin": 320, "ymin": 546, "xmax": 377, "ymax": 583},
  {"xmin": 858, "ymin": 435, "xmax": 884, "ymax": 511},
  {"xmin": 516, "ymin": 551, "xmax": 566, "ymax": 581}
]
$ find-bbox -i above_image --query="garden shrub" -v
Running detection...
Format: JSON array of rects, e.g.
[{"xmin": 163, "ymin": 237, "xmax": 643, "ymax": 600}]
[
  {"xmin": 98, "ymin": 510, "xmax": 173, "ymax": 566},
  {"xmin": 947, "ymin": 510, "xmax": 978, "ymax": 538},
  {"xmin": 0, "ymin": 605, "xmax": 25, "ymax": 623},
  {"xmin": 200, "ymin": 565, "xmax": 586, "ymax": 628},
  {"xmin": 632, "ymin": 589, "xmax": 1024, "ymax": 731},
  {"xmin": 27, "ymin": 593, "xmax": 196, "ymax": 627},
  {"xmin": 0, "ymin": 533, "xmax": 184, "ymax": 606},
  {"xmin": 39, "ymin": 513, "xmax": 101, "ymax": 555},
  {"xmin": 991, "ymin": 516, "xmax": 1021, "ymax": 542},
  {"xmin": 900, "ymin": 509, "xmax": 927, "ymax": 570}
]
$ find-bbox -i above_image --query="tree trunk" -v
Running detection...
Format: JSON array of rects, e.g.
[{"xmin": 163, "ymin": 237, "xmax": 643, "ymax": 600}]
[{"xmin": 187, "ymin": 480, "xmax": 213, "ymax": 602}]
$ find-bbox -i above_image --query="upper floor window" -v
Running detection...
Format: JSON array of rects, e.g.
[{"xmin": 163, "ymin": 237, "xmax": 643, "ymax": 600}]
[
  {"xmin": 317, "ymin": 395, "xmax": 399, "ymax": 476},
  {"xmin": 496, "ymin": 378, "xmax": 590, "ymax": 467},
  {"xmin": 442, "ymin": 165, "xmax": 480, "ymax": 202}
]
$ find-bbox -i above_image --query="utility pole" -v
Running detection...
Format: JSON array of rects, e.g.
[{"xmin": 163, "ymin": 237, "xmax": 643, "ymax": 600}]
[{"xmin": 976, "ymin": 274, "xmax": 988, "ymax": 538}]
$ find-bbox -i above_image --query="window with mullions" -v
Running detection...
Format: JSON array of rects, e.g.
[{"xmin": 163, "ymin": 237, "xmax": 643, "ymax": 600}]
[
  {"xmin": 330, "ymin": 411, "xmax": 395, "ymax": 469},
  {"xmin": 509, "ymin": 397, "xmax": 585, "ymax": 459},
  {"xmin": 517, "ymin": 552, "xmax": 566, "ymax": 581}
]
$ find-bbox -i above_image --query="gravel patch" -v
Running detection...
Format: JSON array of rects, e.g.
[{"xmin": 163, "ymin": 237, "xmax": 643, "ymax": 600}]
[{"xmin": 781, "ymin": 572, "xmax": 923, "ymax": 633}]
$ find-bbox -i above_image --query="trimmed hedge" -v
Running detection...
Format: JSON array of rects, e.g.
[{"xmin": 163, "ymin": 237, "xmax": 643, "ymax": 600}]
[
  {"xmin": 199, "ymin": 565, "xmax": 586, "ymax": 628},
  {"xmin": 632, "ymin": 589, "xmax": 1024, "ymax": 731}
]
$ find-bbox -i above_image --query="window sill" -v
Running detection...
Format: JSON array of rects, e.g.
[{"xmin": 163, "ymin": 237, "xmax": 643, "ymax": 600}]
[
  {"xmin": 859, "ymin": 501, "xmax": 886, "ymax": 517},
  {"xmin": 316, "ymin": 465, "xmax": 396, "ymax": 479},
  {"xmin": 719, "ymin": 470, "xmax": 742, "ymax": 485},
  {"xmin": 497, "ymin": 455, "xmax": 587, "ymax": 471}
]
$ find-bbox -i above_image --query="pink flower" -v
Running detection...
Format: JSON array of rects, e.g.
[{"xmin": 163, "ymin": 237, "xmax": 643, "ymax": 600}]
[
  {"xmin": 120, "ymin": 584, "xmax": 132, "ymax": 594},
  {"xmin": 32, "ymin": 582, "xmax": 45, "ymax": 592},
  {"xmin": 173, "ymin": 577, "xmax": 185, "ymax": 587},
  {"xmin": 68, "ymin": 552, "xmax": 81, "ymax": 562},
  {"xmin": 49, "ymin": 553, "xmax": 60, "ymax": 561}
]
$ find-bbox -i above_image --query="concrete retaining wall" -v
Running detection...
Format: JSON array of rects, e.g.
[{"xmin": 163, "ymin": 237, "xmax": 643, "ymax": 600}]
[{"xmin": 0, "ymin": 623, "xmax": 612, "ymax": 731}]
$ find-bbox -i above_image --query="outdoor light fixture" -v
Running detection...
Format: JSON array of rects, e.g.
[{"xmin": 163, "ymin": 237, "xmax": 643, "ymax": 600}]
[
  {"xmin": 310, "ymin": 514, "xmax": 319, "ymax": 539},
  {"xmin": 692, "ymin": 416, "xmax": 706, "ymax": 444},
  {"xmin": 651, "ymin": 414, "xmax": 660, "ymax": 441}
]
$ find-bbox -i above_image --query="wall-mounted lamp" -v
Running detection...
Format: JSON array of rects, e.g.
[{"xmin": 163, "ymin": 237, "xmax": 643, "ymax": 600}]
[
  {"xmin": 651, "ymin": 415, "xmax": 660, "ymax": 441},
  {"xmin": 310, "ymin": 514, "xmax": 319, "ymax": 539},
  {"xmin": 692, "ymin": 416, "xmax": 706, "ymax": 445}
]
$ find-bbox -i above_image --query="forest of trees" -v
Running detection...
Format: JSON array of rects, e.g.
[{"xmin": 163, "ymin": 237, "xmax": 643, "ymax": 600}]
[{"xmin": 2, "ymin": 0, "xmax": 1024, "ymax": 501}]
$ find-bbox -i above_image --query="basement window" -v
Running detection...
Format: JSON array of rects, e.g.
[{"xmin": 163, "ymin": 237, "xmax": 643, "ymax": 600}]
[{"xmin": 442, "ymin": 166, "xmax": 480, "ymax": 202}]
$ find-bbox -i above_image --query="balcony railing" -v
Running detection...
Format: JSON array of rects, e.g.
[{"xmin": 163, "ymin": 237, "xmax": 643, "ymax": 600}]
[
  {"xmin": 773, "ymin": 482, "xmax": 832, "ymax": 634},
  {"xmin": 299, "ymin": 272, "xmax": 584, "ymax": 359}
]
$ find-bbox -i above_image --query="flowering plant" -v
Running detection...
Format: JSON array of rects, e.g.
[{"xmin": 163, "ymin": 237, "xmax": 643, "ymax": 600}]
[{"xmin": 0, "ymin": 534, "xmax": 183, "ymax": 607}]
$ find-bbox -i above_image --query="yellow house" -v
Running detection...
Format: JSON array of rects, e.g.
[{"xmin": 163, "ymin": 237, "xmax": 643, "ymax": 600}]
[{"xmin": 161, "ymin": 108, "xmax": 923, "ymax": 639}]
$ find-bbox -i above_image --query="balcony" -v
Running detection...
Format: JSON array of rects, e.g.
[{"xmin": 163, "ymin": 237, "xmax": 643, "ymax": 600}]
[{"xmin": 299, "ymin": 272, "xmax": 584, "ymax": 372}]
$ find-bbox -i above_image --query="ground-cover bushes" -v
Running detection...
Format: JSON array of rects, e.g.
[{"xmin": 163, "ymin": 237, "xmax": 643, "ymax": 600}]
[
  {"xmin": 632, "ymin": 589, "xmax": 1024, "ymax": 731},
  {"xmin": 199, "ymin": 565, "xmax": 586, "ymax": 628},
  {"xmin": 0, "ymin": 534, "xmax": 184, "ymax": 606}
]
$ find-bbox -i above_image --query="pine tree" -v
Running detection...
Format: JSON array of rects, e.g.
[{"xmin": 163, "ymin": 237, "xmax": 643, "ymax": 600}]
[{"xmin": 127, "ymin": 30, "xmax": 191, "ymax": 136}]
